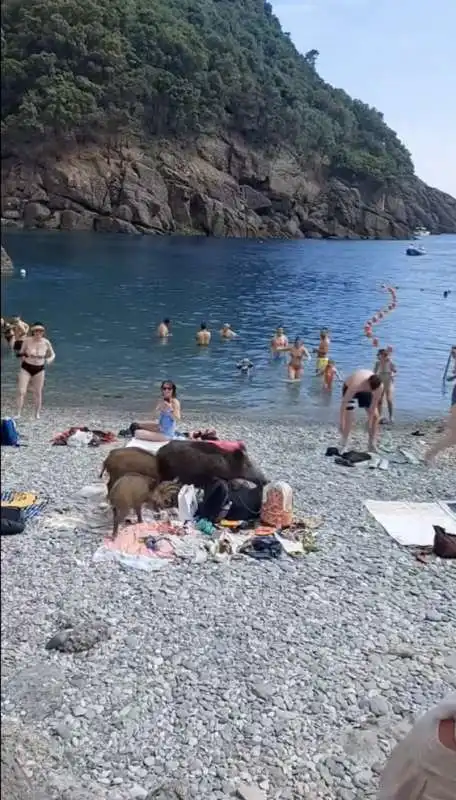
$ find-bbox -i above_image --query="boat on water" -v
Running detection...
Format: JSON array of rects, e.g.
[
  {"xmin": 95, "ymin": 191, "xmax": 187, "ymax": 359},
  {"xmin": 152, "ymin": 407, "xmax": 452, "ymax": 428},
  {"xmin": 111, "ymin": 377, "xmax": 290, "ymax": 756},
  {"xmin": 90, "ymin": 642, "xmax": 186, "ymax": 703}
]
[
  {"xmin": 413, "ymin": 226, "xmax": 431, "ymax": 238},
  {"xmin": 406, "ymin": 245, "xmax": 426, "ymax": 256}
]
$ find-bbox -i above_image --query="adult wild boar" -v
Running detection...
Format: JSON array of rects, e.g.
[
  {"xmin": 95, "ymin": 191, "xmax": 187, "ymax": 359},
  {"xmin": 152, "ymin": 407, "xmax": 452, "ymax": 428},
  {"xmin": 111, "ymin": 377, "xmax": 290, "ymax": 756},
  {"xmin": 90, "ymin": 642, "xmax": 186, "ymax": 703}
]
[
  {"xmin": 100, "ymin": 447, "xmax": 159, "ymax": 493},
  {"xmin": 156, "ymin": 440, "xmax": 266, "ymax": 488}
]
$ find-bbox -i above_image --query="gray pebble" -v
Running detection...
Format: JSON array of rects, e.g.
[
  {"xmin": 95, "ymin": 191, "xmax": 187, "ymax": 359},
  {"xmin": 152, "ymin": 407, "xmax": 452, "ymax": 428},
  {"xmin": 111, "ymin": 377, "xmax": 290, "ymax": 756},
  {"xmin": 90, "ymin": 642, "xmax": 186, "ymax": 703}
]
[{"xmin": 369, "ymin": 695, "xmax": 391, "ymax": 716}]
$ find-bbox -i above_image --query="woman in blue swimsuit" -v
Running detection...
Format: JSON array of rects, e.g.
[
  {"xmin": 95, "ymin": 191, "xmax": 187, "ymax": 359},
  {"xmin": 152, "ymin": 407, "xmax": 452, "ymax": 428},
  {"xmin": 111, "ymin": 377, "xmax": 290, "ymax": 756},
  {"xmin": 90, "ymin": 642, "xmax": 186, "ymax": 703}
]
[{"xmin": 133, "ymin": 381, "xmax": 182, "ymax": 442}]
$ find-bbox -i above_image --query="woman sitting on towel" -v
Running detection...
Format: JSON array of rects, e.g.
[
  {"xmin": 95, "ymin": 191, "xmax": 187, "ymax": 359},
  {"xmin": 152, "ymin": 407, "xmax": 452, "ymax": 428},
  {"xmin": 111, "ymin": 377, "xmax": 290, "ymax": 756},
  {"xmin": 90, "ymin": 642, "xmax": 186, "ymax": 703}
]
[{"xmin": 132, "ymin": 381, "xmax": 181, "ymax": 442}]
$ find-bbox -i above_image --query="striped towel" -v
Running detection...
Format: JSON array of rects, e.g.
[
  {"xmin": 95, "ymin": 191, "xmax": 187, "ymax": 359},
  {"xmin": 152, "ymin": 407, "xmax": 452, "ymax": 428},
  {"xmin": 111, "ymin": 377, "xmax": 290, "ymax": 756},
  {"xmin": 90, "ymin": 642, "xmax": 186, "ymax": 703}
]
[{"xmin": 1, "ymin": 491, "xmax": 48, "ymax": 521}]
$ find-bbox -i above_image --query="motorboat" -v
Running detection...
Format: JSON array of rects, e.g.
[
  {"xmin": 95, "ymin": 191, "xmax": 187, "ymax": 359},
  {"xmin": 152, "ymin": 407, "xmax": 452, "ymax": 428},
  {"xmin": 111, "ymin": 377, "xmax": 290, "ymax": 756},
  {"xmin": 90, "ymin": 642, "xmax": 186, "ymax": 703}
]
[
  {"xmin": 413, "ymin": 226, "xmax": 430, "ymax": 238},
  {"xmin": 406, "ymin": 245, "xmax": 426, "ymax": 256}
]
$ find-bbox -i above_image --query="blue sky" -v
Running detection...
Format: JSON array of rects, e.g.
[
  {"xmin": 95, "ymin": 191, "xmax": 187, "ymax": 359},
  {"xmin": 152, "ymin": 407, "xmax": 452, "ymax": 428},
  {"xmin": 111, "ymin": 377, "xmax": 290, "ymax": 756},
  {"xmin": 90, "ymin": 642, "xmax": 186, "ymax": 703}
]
[{"xmin": 273, "ymin": 0, "xmax": 456, "ymax": 196}]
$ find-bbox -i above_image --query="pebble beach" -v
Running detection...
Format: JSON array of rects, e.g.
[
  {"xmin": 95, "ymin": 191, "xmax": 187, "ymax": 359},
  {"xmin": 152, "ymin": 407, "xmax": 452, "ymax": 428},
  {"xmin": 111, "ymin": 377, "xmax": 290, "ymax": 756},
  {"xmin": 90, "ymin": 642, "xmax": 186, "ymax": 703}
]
[{"xmin": 1, "ymin": 405, "xmax": 456, "ymax": 800}]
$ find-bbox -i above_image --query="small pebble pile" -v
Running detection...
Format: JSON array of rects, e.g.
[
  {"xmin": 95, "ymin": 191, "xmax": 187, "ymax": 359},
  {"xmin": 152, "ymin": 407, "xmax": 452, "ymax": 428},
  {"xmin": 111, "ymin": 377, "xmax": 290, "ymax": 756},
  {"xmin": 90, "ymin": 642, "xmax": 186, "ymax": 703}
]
[{"xmin": 1, "ymin": 407, "xmax": 455, "ymax": 800}]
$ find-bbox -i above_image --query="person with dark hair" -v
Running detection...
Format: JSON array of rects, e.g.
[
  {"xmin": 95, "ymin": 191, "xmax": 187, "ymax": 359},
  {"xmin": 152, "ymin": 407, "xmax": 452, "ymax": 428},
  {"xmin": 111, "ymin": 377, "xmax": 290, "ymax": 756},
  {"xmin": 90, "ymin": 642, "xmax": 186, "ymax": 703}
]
[
  {"xmin": 132, "ymin": 381, "xmax": 181, "ymax": 442},
  {"xmin": 196, "ymin": 322, "xmax": 211, "ymax": 346},
  {"xmin": 157, "ymin": 318, "xmax": 171, "ymax": 338},
  {"xmin": 339, "ymin": 369, "xmax": 383, "ymax": 452}
]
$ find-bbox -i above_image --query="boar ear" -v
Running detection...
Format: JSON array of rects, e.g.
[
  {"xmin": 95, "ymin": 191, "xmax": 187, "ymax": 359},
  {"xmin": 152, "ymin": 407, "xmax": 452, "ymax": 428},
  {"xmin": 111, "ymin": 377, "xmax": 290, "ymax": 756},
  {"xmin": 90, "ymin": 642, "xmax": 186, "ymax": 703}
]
[{"xmin": 232, "ymin": 448, "xmax": 245, "ymax": 463}]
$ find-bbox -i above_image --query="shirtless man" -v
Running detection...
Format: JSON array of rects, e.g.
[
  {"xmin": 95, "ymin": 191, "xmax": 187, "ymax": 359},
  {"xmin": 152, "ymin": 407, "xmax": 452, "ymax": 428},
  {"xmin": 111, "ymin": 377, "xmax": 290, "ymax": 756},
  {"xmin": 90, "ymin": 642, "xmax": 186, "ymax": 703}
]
[
  {"xmin": 314, "ymin": 329, "xmax": 331, "ymax": 375},
  {"xmin": 270, "ymin": 327, "xmax": 288, "ymax": 355},
  {"xmin": 196, "ymin": 323, "xmax": 211, "ymax": 346},
  {"xmin": 220, "ymin": 323, "xmax": 237, "ymax": 340},
  {"xmin": 11, "ymin": 315, "xmax": 29, "ymax": 355},
  {"xmin": 339, "ymin": 369, "xmax": 383, "ymax": 452},
  {"xmin": 157, "ymin": 318, "xmax": 171, "ymax": 338}
]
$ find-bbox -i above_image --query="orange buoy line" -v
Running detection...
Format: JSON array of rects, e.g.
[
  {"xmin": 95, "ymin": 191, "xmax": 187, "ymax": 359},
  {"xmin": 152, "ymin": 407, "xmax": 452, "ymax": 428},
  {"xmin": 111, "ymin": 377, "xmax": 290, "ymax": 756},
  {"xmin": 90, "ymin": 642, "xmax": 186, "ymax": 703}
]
[{"xmin": 363, "ymin": 285, "xmax": 397, "ymax": 352}]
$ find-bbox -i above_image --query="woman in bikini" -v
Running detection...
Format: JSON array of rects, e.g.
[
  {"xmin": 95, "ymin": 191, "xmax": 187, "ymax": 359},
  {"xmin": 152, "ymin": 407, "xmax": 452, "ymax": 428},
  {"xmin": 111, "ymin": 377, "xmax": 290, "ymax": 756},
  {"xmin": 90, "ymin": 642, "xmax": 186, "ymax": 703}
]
[
  {"xmin": 16, "ymin": 322, "xmax": 55, "ymax": 418},
  {"xmin": 374, "ymin": 348, "xmax": 397, "ymax": 423},
  {"xmin": 132, "ymin": 381, "xmax": 182, "ymax": 442},
  {"xmin": 285, "ymin": 337, "xmax": 310, "ymax": 381}
]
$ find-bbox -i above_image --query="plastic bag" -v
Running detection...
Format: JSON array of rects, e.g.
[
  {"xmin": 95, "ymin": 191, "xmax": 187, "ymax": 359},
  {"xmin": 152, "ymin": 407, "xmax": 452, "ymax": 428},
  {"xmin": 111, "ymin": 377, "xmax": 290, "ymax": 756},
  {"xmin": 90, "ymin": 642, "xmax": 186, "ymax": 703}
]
[{"xmin": 178, "ymin": 484, "xmax": 198, "ymax": 523}]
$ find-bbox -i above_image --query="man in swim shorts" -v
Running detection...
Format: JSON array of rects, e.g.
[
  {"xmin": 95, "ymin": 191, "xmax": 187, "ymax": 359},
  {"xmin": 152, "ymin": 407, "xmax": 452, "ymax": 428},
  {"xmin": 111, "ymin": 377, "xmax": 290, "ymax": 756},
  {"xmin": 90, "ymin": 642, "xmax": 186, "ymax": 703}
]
[{"xmin": 339, "ymin": 369, "xmax": 383, "ymax": 452}]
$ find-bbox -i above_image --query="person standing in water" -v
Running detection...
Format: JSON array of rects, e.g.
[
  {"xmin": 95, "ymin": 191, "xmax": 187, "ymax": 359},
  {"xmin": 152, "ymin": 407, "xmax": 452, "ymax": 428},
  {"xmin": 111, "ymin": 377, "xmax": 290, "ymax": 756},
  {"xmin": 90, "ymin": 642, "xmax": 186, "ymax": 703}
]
[
  {"xmin": 314, "ymin": 329, "xmax": 331, "ymax": 375},
  {"xmin": 157, "ymin": 318, "xmax": 171, "ymax": 338},
  {"xmin": 220, "ymin": 323, "xmax": 238, "ymax": 340},
  {"xmin": 339, "ymin": 369, "xmax": 383, "ymax": 452},
  {"xmin": 374, "ymin": 348, "xmax": 397, "ymax": 423},
  {"xmin": 270, "ymin": 327, "xmax": 288, "ymax": 356},
  {"xmin": 16, "ymin": 322, "xmax": 55, "ymax": 419},
  {"xmin": 284, "ymin": 337, "xmax": 310, "ymax": 381},
  {"xmin": 196, "ymin": 323, "xmax": 211, "ymax": 346}
]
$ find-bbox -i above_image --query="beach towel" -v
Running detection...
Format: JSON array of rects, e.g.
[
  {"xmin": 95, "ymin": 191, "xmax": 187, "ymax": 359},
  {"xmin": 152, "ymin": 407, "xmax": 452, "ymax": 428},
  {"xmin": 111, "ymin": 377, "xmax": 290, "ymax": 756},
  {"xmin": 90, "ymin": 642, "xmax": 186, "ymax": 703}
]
[
  {"xmin": 207, "ymin": 440, "xmax": 245, "ymax": 453},
  {"xmin": 1, "ymin": 490, "xmax": 48, "ymax": 521},
  {"xmin": 53, "ymin": 427, "xmax": 116, "ymax": 446},
  {"xmin": 364, "ymin": 500, "xmax": 456, "ymax": 547},
  {"xmin": 93, "ymin": 521, "xmax": 184, "ymax": 571},
  {"xmin": 125, "ymin": 439, "xmax": 168, "ymax": 454}
]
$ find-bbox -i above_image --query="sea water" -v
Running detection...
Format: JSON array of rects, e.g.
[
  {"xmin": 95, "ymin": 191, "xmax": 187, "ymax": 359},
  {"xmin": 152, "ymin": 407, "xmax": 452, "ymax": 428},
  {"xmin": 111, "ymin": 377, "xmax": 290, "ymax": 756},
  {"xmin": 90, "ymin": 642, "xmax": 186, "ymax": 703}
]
[{"xmin": 1, "ymin": 231, "xmax": 455, "ymax": 420}]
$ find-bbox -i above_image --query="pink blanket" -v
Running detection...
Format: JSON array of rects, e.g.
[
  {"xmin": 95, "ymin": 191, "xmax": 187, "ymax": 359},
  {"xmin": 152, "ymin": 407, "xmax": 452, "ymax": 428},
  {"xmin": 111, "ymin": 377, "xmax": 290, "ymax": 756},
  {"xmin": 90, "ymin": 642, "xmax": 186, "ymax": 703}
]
[
  {"xmin": 102, "ymin": 522, "xmax": 176, "ymax": 560},
  {"xmin": 204, "ymin": 440, "xmax": 245, "ymax": 453}
]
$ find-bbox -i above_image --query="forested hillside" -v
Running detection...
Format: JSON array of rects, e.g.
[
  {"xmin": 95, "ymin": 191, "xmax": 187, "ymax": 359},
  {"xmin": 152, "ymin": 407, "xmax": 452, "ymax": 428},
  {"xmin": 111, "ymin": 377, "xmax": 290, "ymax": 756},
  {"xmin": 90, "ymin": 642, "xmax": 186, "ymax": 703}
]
[{"xmin": 2, "ymin": 0, "xmax": 413, "ymax": 181}]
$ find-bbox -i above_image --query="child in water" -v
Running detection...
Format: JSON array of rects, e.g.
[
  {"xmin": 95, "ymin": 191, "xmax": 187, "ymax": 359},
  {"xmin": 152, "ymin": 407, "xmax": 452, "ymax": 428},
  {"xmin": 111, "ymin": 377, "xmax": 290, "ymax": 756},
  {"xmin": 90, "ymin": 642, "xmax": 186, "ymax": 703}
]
[{"xmin": 322, "ymin": 360, "xmax": 341, "ymax": 390}]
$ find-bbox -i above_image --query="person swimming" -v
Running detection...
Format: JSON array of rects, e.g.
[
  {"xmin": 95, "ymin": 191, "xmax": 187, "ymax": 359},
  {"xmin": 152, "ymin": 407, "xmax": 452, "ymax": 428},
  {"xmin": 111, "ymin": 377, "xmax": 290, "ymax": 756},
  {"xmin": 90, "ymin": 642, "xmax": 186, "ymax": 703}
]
[
  {"xmin": 314, "ymin": 329, "xmax": 331, "ymax": 375},
  {"xmin": 284, "ymin": 337, "xmax": 310, "ymax": 381},
  {"xmin": 270, "ymin": 327, "xmax": 288, "ymax": 356},
  {"xmin": 196, "ymin": 323, "xmax": 211, "ymax": 346},
  {"xmin": 157, "ymin": 318, "xmax": 171, "ymax": 338},
  {"xmin": 236, "ymin": 358, "xmax": 254, "ymax": 376},
  {"xmin": 220, "ymin": 323, "xmax": 238, "ymax": 340}
]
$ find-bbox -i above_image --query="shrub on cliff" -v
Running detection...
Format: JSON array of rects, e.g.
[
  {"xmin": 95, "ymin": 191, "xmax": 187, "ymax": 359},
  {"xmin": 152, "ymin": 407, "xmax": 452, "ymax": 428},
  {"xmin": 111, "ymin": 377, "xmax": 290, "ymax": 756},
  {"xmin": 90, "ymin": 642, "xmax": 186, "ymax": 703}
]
[{"xmin": 1, "ymin": 0, "xmax": 414, "ymax": 181}]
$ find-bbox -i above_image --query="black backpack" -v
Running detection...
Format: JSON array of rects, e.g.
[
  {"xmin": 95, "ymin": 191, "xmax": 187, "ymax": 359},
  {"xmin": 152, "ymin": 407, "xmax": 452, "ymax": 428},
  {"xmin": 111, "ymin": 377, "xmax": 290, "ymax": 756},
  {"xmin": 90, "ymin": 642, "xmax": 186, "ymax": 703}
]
[
  {"xmin": 198, "ymin": 478, "xmax": 262, "ymax": 523},
  {"xmin": 1, "ymin": 506, "xmax": 26, "ymax": 536}
]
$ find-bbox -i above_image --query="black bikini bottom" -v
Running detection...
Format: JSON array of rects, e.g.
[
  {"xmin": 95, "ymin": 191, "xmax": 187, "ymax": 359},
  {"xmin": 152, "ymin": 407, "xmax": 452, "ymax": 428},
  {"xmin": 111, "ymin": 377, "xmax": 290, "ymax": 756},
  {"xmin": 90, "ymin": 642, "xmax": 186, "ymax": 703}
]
[{"xmin": 21, "ymin": 362, "xmax": 45, "ymax": 377}]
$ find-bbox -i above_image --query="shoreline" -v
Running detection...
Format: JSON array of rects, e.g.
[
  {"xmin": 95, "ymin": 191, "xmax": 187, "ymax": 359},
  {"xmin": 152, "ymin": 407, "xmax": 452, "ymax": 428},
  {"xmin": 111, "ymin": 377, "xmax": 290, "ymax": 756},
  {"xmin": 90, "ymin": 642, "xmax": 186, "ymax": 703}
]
[{"xmin": 1, "ymin": 405, "xmax": 455, "ymax": 799}]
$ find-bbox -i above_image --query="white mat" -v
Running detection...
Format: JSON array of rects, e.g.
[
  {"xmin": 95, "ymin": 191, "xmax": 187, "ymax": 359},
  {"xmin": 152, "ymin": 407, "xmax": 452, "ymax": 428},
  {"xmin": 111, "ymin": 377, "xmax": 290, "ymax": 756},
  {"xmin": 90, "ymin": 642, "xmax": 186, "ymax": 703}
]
[
  {"xmin": 364, "ymin": 500, "xmax": 456, "ymax": 546},
  {"xmin": 125, "ymin": 439, "xmax": 168, "ymax": 454}
]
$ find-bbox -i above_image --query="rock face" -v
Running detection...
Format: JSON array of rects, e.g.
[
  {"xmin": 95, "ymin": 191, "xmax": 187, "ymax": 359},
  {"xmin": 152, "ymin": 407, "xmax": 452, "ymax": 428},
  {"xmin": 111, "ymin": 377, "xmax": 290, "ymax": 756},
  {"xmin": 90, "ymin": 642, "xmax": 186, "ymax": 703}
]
[
  {"xmin": 1, "ymin": 244, "xmax": 13, "ymax": 273},
  {"xmin": 1, "ymin": 138, "xmax": 455, "ymax": 239}
]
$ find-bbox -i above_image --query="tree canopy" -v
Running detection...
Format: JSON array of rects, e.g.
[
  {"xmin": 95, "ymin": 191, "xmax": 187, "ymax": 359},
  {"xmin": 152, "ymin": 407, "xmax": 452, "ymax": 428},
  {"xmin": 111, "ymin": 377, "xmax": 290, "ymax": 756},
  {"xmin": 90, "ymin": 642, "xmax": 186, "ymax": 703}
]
[{"xmin": 1, "ymin": 0, "xmax": 414, "ymax": 180}]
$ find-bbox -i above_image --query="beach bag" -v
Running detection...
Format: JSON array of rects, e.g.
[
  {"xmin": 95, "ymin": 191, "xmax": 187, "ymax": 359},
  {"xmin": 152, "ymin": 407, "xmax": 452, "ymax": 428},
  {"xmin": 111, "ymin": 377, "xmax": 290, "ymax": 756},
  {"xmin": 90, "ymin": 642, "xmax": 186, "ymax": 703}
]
[
  {"xmin": 260, "ymin": 481, "xmax": 293, "ymax": 529},
  {"xmin": 178, "ymin": 484, "xmax": 198, "ymax": 523},
  {"xmin": 198, "ymin": 479, "xmax": 262, "ymax": 523},
  {"xmin": 1, "ymin": 507, "xmax": 25, "ymax": 536},
  {"xmin": 1, "ymin": 417, "xmax": 19, "ymax": 447},
  {"xmin": 433, "ymin": 526, "xmax": 456, "ymax": 559}
]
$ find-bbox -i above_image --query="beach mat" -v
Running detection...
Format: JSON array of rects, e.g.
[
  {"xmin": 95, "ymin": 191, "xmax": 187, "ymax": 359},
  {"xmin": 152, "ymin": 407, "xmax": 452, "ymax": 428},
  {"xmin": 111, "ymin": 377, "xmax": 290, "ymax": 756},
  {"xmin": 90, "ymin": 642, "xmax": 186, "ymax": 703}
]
[
  {"xmin": 1, "ymin": 491, "xmax": 48, "ymax": 521},
  {"xmin": 125, "ymin": 439, "xmax": 168, "ymax": 454},
  {"xmin": 364, "ymin": 500, "xmax": 456, "ymax": 547}
]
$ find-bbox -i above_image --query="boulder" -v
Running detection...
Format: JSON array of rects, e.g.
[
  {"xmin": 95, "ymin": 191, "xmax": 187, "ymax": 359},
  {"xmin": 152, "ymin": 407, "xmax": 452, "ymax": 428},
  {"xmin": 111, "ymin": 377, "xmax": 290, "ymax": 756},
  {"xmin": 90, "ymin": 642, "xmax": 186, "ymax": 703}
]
[
  {"xmin": 23, "ymin": 202, "xmax": 51, "ymax": 228},
  {"xmin": 60, "ymin": 209, "xmax": 95, "ymax": 231},
  {"xmin": 93, "ymin": 216, "xmax": 140, "ymax": 234},
  {"xmin": 240, "ymin": 185, "xmax": 272, "ymax": 214},
  {"xmin": 167, "ymin": 184, "xmax": 192, "ymax": 226},
  {"xmin": 1, "ymin": 245, "xmax": 13, "ymax": 273}
]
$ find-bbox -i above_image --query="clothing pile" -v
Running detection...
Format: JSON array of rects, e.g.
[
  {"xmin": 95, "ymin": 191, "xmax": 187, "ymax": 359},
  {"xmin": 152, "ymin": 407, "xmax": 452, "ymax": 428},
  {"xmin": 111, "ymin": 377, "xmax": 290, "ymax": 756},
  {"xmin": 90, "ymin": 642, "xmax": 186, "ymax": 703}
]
[{"xmin": 53, "ymin": 427, "xmax": 116, "ymax": 447}]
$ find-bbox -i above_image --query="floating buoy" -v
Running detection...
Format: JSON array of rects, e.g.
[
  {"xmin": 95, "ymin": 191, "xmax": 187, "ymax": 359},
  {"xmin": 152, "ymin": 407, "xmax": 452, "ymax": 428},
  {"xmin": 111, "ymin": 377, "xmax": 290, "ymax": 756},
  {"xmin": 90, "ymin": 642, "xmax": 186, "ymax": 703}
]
[
  {"xmin": 363, "ymin": 285, "xmax": 398, "ymax": 353},
  {"xmin": 19, "ymin": 268, "xmax": 26, "ymax": 278}
]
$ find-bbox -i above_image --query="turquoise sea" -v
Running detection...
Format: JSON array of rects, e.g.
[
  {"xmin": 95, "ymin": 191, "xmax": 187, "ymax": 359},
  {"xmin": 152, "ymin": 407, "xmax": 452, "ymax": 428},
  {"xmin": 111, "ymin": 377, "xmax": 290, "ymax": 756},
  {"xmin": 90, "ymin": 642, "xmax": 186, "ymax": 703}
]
[{"xmin": 1, "ymin": 231, "xmax": 455, "ymax": 420}]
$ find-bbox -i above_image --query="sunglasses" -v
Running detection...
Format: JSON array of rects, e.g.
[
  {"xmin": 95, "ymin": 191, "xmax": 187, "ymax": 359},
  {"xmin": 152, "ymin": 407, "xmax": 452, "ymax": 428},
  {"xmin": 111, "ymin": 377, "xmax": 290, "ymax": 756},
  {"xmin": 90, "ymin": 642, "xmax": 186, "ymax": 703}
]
[
  {"xmin": 31, "ymin": 329, "xmax": 45, "ymax": 334},
  {"xmin": 162, "ymin": 386, "xmax": 173, "ymax": 391}
]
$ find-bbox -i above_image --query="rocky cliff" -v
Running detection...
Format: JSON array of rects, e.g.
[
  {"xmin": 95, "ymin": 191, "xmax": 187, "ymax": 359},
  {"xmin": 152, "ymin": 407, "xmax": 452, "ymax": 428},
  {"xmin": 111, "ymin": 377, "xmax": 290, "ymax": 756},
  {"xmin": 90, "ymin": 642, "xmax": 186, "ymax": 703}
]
[
  {"xmin": 2, "ymin": 138, "xmax": 456, "ymax": 240},
  {"xmin": 1, "ymin": 245, "xmax": 14, "ymax": 273}
]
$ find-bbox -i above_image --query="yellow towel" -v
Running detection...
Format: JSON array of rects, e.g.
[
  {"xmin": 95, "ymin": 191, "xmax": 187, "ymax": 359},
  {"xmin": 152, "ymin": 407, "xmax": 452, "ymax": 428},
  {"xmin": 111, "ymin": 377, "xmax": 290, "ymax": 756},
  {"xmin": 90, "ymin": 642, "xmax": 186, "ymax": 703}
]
[{"xmin": 1, "ymin": 492, "xmax": 38, "ymax": 509}]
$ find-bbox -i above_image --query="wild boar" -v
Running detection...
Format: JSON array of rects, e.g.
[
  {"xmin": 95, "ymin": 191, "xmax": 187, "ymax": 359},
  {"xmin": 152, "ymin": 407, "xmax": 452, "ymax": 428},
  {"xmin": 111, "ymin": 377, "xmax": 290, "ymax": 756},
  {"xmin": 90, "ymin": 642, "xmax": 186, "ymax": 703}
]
[{"xmin": 156, "ymin": 440, "xmax": 266, "ymax": 488}]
